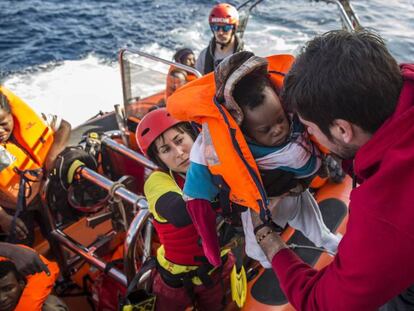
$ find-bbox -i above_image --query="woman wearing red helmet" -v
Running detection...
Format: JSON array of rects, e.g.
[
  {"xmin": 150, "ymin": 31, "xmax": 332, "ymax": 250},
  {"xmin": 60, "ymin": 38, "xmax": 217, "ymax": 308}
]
[
  {"xmin": 195, "ymin": 3, "xmax": 244, "ymax": 75},
  {"xmin": 136, "ymin": 108, "xmax": 234, "ymax": 311}
]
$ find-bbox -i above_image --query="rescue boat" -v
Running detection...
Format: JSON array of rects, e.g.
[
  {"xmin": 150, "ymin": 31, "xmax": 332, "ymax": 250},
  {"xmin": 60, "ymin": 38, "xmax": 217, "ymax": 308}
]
[{"xmin": 27, "ymin": 1, "xmax": 362, "ymax": 310}]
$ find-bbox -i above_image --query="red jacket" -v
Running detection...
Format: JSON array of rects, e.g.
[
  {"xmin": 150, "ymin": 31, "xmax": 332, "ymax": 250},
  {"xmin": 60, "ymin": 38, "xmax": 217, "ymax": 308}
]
[{"xmin": 272, "ymin": 64, "xmax": 414, "ymax": 310}]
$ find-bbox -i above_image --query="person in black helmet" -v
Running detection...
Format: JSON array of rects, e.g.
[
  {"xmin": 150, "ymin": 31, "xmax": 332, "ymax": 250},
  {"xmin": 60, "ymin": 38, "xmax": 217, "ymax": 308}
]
[{"xmin": 195, "ymin": 3, "xmax": 244, "ymax": 75}]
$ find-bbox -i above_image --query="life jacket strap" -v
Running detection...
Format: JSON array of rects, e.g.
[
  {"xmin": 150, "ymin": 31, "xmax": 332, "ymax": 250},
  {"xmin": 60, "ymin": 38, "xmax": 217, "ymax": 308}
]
[{"xmin": 7, "ymin": 168, "xmax": 42, "ymax": 243}]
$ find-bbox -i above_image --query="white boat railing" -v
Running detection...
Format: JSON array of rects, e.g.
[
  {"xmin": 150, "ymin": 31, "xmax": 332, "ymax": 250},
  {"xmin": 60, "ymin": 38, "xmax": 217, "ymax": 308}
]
[{"xmin": 320, "ymin": 0, "xmax": 362, "ymax": 31}]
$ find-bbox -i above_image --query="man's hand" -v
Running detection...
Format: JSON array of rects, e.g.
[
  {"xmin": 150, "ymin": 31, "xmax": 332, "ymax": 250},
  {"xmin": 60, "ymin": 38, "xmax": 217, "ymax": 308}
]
[
  {"xmin": 0, "ymin": 242, "xmax": 50, "ymax": 276},
  {"xmin": 251, "ymin": 210, "xmax": 288, "ymax": 262},
  {"xmin": 0, "ymin": 208, "xmax": 28, "ymax": 240}
]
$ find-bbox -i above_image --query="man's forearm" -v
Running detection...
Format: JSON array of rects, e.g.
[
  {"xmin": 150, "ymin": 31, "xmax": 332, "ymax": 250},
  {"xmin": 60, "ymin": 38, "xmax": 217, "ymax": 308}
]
[
  {"xmin": 0, "ymin": 242, "xmax": 15, "ymax": 257},
  {"xmin": 51, "ymin": 119, "xmax": 71, "ymax": 154},
  {"xmin": 45, "ymin": 119, "xmax": 71, "ymax": 171}
]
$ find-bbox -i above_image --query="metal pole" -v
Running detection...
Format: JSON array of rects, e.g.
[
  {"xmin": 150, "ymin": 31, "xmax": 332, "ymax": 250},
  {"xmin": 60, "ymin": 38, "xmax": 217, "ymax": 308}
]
[
  {"xmin": 124, "ymin": 207, "xmax": 151, "ymax": 284},
  {"xmin": 78, "ymin": 166, "xmax": 148, "ymax": 208},
  {"xmin": 101, "ymin": 136, "xmax": 159, "ymax": 171},
  {"xmin": 52, "ymin": 229, "xmax": 127, "ymax": 286},
  {"xmin": 121, "ymin": 49, "xmax": 202, "ymax": 78}
]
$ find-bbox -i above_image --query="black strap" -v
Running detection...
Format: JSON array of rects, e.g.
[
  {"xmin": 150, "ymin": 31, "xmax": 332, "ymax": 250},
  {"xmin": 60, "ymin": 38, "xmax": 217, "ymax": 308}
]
[
  {"xmin": 156, "ymin": 254, "xmax": 228, "ymax": 289},
  {"xmin": 204, "ymin": 39, "xmax": 216, "ymax": 75},
  {"xmin": 126, "ymin": 257, "xmax": 156, "ymax": 297},
  {"xmin": 204, "ymin": 35, "xmax": 244, "ymax": 75},
  {"xmin": 8, "ymin": 168, "xmax": 42, "ymax": 243},
  {"xmin": 213, "ymin": 97, "xmax": 271, "ymax": 223},
  {"xmin": 103, "ymin": 259, "xmax": 124, "ymax": 274}
]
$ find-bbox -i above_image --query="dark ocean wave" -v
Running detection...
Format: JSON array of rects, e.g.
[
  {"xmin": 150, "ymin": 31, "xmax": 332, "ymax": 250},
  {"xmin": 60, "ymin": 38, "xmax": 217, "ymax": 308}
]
[{"xmin": 0, "ymin": 0, "xmax": 413, "ymax": 76}]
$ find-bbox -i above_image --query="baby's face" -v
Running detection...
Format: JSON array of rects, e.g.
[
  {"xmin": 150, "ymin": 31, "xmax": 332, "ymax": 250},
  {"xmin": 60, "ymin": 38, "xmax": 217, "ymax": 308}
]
[{"xmin": 242, "ymin": 86, "xmax": 290, "ymax": 147}]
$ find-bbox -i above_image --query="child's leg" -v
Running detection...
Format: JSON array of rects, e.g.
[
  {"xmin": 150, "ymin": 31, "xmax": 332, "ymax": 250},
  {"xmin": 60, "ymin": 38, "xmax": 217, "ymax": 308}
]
[{"xmin": 285, "ymin": 190, "xmax": 341, "ymax": 253}]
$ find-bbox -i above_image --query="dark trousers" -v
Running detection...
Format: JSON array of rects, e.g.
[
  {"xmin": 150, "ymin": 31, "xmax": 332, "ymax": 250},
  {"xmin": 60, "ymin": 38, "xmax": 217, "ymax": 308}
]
[{"xmin": 380, "ymin": 284, "xmax": 414, "ymax": 311}]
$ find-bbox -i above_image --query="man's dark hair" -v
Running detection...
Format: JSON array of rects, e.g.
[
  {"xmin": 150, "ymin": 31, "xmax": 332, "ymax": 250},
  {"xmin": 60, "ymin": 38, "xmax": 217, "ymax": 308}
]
[
  {"xmin": 233, "ymin": 71, "xmax": 279, "ymax": 111},
  {"xmin": 0, "ymin": 91, "xmax": 11, "ymax": 113},
  {"xmin": 282, "ymin": 30, "xmax": 403, "ymax": 137},
  {"xmin": 0, "ymin": 260, "xmax": 26, "ymax": 284},
  {"xmin": 146, "ymin": 122, "xmax": 197, "ymax": 172}
]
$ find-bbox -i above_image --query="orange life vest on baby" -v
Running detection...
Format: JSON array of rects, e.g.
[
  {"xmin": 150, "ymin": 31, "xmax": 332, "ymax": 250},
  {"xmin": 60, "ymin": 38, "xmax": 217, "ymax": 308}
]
[
  {"xmin": 165, "ymin": 67, "xmax": 198, "ymax": 99},
  {"xmin": 0, "ymin": 247, "xmax": 59, "ymax": 311},
  {"xmin": 0, "ymin": 86, "xmax": 54, "ymax": 206},
  {"xmin": 167, "ymin": 55, "xmax": 295, "ymax": 218}
]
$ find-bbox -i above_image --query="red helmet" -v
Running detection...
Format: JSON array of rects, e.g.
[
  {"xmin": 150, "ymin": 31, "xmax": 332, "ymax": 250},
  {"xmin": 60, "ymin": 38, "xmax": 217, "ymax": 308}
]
[
  {"xmin": 209, "ymin": 3, "xmax": 239, "ymax": 27},
  {"xmin": 136, "ymin": 108, "xmax": 181, "ymax": 156}
]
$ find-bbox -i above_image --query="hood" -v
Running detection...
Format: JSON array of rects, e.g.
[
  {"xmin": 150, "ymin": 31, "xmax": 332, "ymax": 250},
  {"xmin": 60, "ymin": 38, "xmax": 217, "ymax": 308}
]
[
  {"xmin": 355, "ymin": 64, "xmax": 414, "ymax": 180},
  {"xmin": 214, "ymin": 51, "xmax": 268, "ymax": 125},
  {"xmin": 167, "ymin": 52, "xmax": 294, "ymax": 125}
]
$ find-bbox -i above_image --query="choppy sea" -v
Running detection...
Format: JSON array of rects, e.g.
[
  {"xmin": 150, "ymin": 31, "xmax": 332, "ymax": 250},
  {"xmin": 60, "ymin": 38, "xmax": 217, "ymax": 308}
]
[{"xmin": 0, "ymin": 0, "xmax": 413, "ymax": 126}]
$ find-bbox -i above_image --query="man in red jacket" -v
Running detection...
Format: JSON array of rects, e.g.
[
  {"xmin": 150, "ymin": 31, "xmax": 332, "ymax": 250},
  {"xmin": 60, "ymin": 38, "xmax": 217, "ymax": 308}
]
[{"xmin": 251, "ymin": 30, "xmax": 414, "ymax": 310}]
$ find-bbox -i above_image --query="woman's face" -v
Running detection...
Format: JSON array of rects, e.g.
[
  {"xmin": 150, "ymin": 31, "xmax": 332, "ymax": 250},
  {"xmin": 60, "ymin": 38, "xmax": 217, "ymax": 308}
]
[
  {"xmin": 0, "ymin": 109, "xmax": 14, "ymax": 144},
  {"xmin": 154, "ymin": 127, "xmax": 194, "ymax": 174}
]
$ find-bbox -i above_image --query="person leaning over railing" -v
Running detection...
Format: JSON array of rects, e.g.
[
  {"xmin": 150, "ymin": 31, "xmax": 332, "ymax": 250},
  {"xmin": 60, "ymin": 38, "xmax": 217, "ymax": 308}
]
[{"xmin": 252, "ymin": 30, "xmax": 414, "ymax": 311}]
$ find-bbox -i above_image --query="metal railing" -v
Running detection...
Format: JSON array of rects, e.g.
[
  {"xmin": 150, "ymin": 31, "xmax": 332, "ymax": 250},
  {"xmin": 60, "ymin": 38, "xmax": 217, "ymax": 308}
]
[
  {"xmin": 320, "ymin": 0, "xmax": 362, "ymax": 31},
  {"xmin": 101, "ymin": 133, "xmax": 159, "ymax": 171},
  {"xmin": 41, "ymin": 163, "xmax": 152, "ymax": 288}
]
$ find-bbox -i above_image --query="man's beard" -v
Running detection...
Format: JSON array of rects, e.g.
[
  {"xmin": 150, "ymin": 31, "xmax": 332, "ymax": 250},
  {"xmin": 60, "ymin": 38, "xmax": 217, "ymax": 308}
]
[
  {"xmin": 216, "ymin": 35, "xmax": 232, "ymax": 49},
  {"xmin": 330, "ymin": 136, "xmax": 359, "ymax": 160}
]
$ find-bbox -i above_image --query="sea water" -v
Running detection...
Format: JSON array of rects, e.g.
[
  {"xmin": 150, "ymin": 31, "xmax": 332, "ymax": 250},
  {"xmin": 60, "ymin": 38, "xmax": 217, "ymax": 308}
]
[{"xmin": 0, "ymin": 0, "xmax": 413, "ymax": 127}]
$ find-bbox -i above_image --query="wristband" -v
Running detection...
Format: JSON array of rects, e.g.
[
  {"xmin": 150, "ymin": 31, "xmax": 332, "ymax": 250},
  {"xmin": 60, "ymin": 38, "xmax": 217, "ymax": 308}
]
[
  {"xmin": 256, "ymin": 229, "xmax": 274, "ymax": 244},
  {"xmin": 254, "ymin": 221, "xmax": 283, "ymax": 235}
]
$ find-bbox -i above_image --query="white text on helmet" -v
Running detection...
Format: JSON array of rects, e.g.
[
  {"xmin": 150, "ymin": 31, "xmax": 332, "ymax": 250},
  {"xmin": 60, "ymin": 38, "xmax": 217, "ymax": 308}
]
[{"xmin": 211, "ymin": 17, "xmax": 231, "ymax": 24}]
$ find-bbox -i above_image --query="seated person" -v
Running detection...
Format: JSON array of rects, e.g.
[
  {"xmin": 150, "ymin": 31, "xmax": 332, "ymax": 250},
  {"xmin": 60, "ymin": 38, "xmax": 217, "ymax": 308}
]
[
  {"xmin": 0, "ymin": 250, "xmax": 66, "ymax": 311},
  {"xmin": 167, "ymin": 52, "xmax": 340, "ymax": 267},
  {"xmin": 165, "ymin": 48, "xmax": 196, "ymax": 99},
  {"xmin": 136, "ymin": 108, "xmax": 234, "ymax": 311},
  {"xmin": 0, "ymin": 86, "xmax": 71, "ymax": 245}
]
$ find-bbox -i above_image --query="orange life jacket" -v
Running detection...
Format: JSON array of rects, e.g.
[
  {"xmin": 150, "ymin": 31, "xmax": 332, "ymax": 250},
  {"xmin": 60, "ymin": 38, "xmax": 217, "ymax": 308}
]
[
  {"xmin": 165, "ymin": 66, "xmax": 198, "ymax": 99},
  {"xmin": 167, "ymin": 55, "xmax": 295, "ymax": 218},
  {"xmin": 0, "ymin": 86, "xmax": 54, "ymax": 206},
  {"xmin": 0, "ymin": 246, "xmax": 59, "ymax": 311}
]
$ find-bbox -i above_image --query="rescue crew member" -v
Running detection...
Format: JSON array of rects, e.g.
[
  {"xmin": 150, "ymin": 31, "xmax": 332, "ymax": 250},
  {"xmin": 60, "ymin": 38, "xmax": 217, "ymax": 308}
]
[
  {"xmin": 136, "ymin": 108, "xmax": 234, "ymax": 311},
  {"xmin": 0, "ymin": 86, "xmax": 71, "ymax": 245},
  {"xmin": 165, "ymin": 48, "xmax": 197, "ymax": 99},
  {"xmin": 0, "ymin": 249, "xmax": 66, "ymax": 311},
  {"xmin": 252, "ymin": 30, "xmax": 414, "ymax": 310},
  {"xmin": 195, "ymin": 3, "xmax": 244, "ymax": 75}
]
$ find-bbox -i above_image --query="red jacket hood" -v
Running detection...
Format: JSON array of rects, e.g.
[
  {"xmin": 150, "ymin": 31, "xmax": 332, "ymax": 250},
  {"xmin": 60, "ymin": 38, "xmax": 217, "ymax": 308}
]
[{"xmin": 354, "ymin": 64, "xmax": 414, "ymax": 180}]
